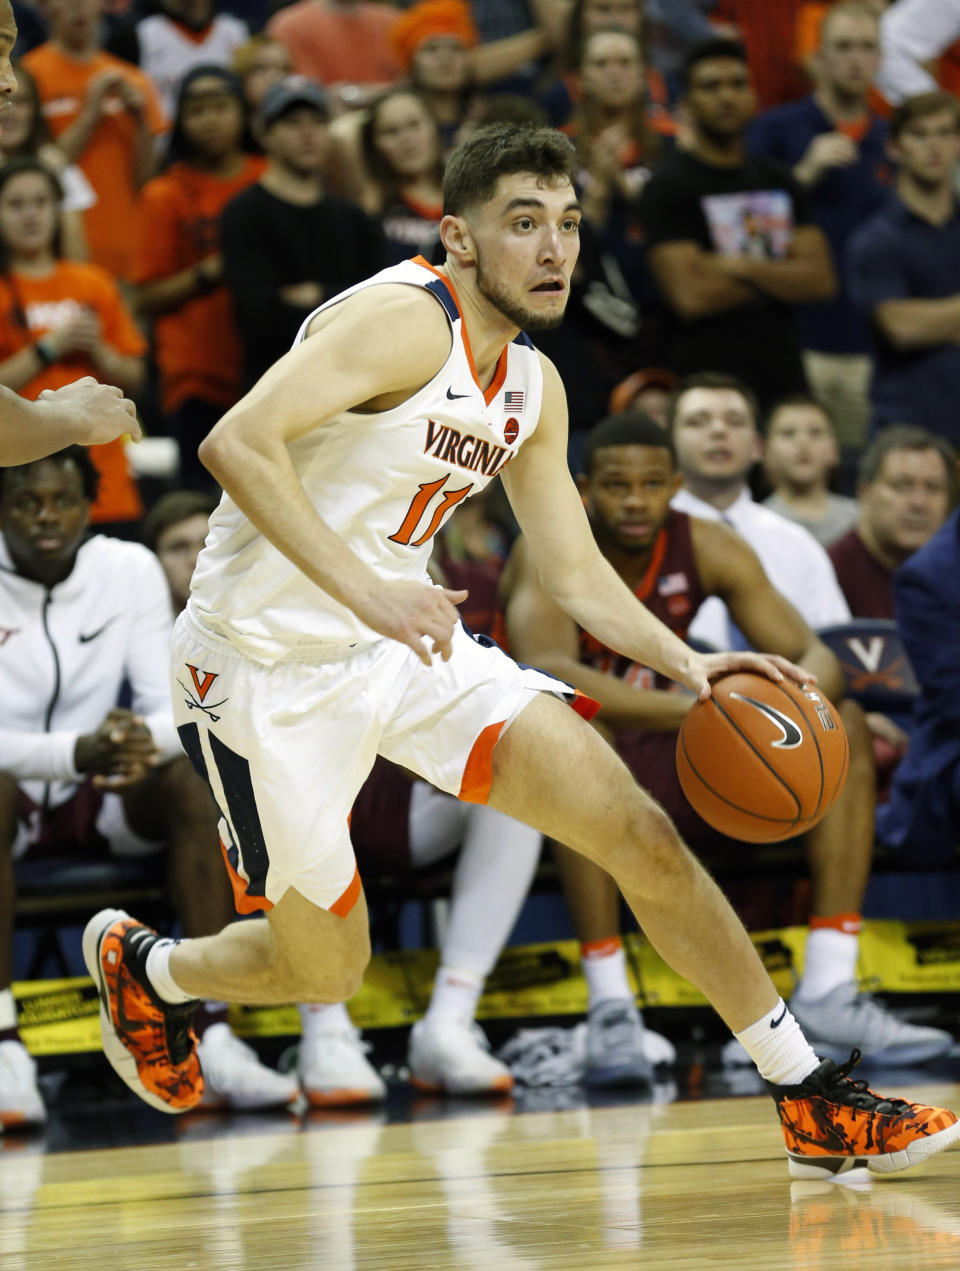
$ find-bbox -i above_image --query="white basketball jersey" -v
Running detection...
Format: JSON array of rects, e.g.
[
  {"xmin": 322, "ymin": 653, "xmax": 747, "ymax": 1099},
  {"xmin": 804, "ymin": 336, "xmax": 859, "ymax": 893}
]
[{"xmin": 189, "ymin": 257, "xmax": 544, "ymax": 664}]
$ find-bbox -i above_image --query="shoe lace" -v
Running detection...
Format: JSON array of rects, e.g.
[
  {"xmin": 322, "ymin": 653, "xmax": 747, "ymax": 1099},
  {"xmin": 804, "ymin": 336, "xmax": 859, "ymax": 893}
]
[
  {"xmin": 164, "ymin": 1002, "xmax": 199, "ymax": 1067},
  {"xmin": 830, "ymin": 1048, "xmax": 911, "ymax": 1114}
]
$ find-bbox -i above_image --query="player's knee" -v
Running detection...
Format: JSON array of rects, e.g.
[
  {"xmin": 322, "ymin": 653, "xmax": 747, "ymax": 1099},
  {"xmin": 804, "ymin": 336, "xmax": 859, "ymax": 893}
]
[
  {"xmin": 621, "ymin": 795, "xmax": 693, "ymax": 883},
  {"xmin": 282, "ymin": 923, "xmax": 370, "ymax": 1003}
]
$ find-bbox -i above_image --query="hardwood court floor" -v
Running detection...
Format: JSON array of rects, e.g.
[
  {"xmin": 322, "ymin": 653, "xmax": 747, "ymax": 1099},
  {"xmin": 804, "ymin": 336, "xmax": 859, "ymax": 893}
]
[{"xmin": 3, "ymin": 1083, "xmax": 960, "ymax": 1270}]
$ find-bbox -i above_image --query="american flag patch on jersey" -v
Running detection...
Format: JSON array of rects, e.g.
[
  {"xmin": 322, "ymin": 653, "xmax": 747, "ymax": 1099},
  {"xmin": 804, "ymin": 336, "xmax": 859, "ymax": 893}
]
[{"xmin": 503, "ymin": 390, "xmax": 524, "ymax": 410}]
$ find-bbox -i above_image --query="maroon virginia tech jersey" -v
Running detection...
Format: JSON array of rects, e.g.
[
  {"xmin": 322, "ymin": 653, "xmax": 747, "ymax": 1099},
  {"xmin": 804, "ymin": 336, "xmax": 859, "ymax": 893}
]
[{"xmin": 579, "ymin": 510, "xmax": 707, "ymax": 686}]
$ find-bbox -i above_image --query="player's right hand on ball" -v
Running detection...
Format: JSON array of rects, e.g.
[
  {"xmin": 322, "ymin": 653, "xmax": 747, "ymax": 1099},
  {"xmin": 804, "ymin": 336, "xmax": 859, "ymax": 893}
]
[
  {"xmin": 38, "ymin": 377, "xmax": 142, "ymax": 444},
  {"xmin": 356, "ymin": 580, "xmax": 468, "ymax": 666}
]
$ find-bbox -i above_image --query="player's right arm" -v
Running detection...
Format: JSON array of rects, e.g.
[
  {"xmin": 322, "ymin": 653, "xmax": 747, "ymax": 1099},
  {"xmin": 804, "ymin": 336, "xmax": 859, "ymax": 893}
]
[
  {"xmin": 692, "ymin": 518, "xmax": 845, "ymax": 701},
  {"xmin": 197, "ymin": 285, "xmax": 467, "ymax": 666},
  {"xmin": 1, "ymin": 378, "xmax": 141, "ymax": 465},
  {"xmin": 503, "ymin": 538, "xmax": 693, "ymax": 730}
]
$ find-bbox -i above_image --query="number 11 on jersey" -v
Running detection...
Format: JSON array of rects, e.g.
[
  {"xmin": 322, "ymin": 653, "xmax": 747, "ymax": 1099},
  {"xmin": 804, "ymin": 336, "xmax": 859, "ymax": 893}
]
[{"xmin": 389, "ymin": 474, "xmax": 474, "ymax": 548}]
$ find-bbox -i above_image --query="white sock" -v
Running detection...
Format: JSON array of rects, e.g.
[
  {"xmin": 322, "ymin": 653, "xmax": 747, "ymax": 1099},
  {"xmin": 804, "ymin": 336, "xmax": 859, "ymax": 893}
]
[
  {"xmin": 582, "ymin": 943, "xmax": 633, "ymax": 1008},
  {"xmin": 0, "ymin": 987, "xmax": 16, "ymax": 1032},
  {"xmin": 734, "ymin": 998, "xmax": 820, "ymax": 1086},
  {"xmin": 144, "ymin": 939, "xmax": 194, "ymax": 1005},
  {"xmin": 795, "ymin": 929, "xmax": 859, "ymax": 1003},
  {"xmin": 298, "ymin": 1001, "xmax": 353, "ymax": 1043},
  {"xmin": 425, "ymin": 967, "xmax": 484, "ymax": 1026}
]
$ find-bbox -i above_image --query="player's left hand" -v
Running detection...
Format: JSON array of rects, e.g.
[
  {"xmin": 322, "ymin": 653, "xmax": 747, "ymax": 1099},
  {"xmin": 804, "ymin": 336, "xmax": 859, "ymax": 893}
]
[{"xmin": 680, "ymin": 651, "xmax": 816, "ymax": 703}]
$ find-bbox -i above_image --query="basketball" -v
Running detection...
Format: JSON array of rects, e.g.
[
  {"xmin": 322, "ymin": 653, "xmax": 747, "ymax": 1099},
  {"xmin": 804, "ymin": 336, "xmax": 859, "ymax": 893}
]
[{"xmin": 676, "ymin": 673, "xmax": 849, "ymax": 843}]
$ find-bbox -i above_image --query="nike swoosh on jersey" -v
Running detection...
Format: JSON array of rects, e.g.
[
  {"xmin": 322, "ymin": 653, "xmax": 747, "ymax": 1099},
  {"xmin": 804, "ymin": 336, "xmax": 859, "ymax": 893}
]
[
  {"xmin": 446, "ymin": 386, "xmax": 471, "ymax": 400},
  {"xmin": 78, "ymin": 616, "xmax": 120, "ymax": 644}
]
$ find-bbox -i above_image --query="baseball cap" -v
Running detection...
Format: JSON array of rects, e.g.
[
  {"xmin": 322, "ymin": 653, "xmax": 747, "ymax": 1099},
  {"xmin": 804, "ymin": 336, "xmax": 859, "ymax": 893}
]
[{"xmin": 259, "ymin": 77, "xmax": 330, "ymax": 128}]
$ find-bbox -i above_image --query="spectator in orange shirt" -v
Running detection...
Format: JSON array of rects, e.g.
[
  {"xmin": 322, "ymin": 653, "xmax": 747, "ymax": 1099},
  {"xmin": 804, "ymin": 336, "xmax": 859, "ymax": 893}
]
[
  {"xmin": 133, "ymin": 66, "xmax": 265, "ymax": 488},
  {"xmin": 22, "ymin": 0, "xmax": 168, "ymax": 281},
  {"xmin": 2, "ymin": 64, "xmax": 93, "ymax": 262},
  {"xmin": 267, "ymin": 0, "xmax": 401, "ymax": 112},
  {"xmin": 0, "ymin": 158, "xmax": 147, "ymax": 527}
]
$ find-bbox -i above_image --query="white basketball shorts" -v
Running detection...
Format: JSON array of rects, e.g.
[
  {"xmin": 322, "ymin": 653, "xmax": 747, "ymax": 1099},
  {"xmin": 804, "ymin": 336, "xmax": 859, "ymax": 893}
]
[{"xmin": 171, "ymin": 609, "xmax": 597, "ymax": 916}]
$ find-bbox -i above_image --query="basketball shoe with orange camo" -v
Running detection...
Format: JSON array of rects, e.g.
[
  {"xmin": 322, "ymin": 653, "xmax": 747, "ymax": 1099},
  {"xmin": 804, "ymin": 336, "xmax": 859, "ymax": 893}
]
[
  {"xmin": 769, "ymin": 1049, "xmax": 960, "ymax": 1179},
  {"xmin": 83, "ymin": 907, "xmax": 203, "ymax": 1114}
]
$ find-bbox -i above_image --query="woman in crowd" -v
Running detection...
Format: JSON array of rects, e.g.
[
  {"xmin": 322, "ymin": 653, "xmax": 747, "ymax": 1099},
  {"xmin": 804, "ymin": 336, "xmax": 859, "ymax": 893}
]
[
  {"xmin": 232, "ymin": 33, "xmax": 292, "ymax": 119},
  {"xmin": 0, "ymin": 157, "xmax": 146, "ymax": 530},
  {"xmin": 132, "ymin": 65, "xmax": 265, "ymax": 489},
  {"xmin": 359, "ymin": 89, "xmax": 444, "ymax": 265},
  {"xmin": 1, "ymin": 64, "xmax": 93, "ymax": 260}
]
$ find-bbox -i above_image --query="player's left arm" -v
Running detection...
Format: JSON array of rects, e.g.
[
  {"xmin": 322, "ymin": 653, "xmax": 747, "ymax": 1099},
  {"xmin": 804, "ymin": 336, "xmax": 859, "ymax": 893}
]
[
  {"xmin": 692, "ymin": 518, "xmax": 844, "ymax": 700},
  {"xmin": 500, "ymin": 354, "xmax": 811, "ymax": 699}
]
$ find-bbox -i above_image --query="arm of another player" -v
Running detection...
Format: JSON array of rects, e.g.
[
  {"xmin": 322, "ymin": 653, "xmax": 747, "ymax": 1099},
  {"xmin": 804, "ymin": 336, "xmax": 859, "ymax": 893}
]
[
  {"xmin": 500, "ymin": 355, "xmax": 811, "ymax": 700},
  {"xmin": 0, "ymin": 378, "xmax": 141, "ymax": 465},
  {"xmin": 692, "ymin": 518, "xmax": 844, "ymax": 700},
  {"xmin": 198, "ymin": 286, "xmax": 467, "ymax": 666},
  {"xmin": 504, "ymin": 537, "xmax": 693, "ymax": 729}
]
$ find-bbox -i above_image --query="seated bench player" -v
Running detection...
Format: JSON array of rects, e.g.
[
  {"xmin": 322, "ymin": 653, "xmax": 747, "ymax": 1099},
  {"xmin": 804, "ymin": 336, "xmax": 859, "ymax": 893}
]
[
  {"xmin": 0, "ymin": 448, "xmax": 297, "ymax": 1127},
  {"xmin": 503, "ymin": 411, "xmax": 953, "ymax": 1077}
]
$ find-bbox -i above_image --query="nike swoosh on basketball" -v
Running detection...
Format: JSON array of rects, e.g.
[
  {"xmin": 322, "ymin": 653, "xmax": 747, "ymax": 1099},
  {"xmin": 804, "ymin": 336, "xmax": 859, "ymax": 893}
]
[
  {"xmin": 770, "ymin": 1003, "xmax": 788, "ymax": 1029},
  {"xmin": 728, "ymin": 692, "xmax": 803, "ymax": 750},
  {"xmin": 446, "ymin": 386, "xmax": 471, "ymax": 400},
  {"xmin": 79, "ymin": 615, "xmax": 119, "ymax": 644}
]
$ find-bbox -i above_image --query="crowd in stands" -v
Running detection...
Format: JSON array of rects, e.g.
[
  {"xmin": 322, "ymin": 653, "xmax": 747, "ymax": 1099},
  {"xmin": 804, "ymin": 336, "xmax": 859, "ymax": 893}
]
[{"xmin": 3, "ymin": 0, "xmax": 960, "ymax": 1126}]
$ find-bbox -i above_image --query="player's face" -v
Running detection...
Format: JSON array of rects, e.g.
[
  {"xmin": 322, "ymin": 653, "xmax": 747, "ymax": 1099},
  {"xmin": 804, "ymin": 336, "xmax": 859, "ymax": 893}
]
[
  {"xmin": 685, "ymin": 57, "xmax": 755, "ymax": 140},
  {"xmin": 0, "ymin": 171, "xmax": 58, "ymax": 259},
  {"xmin": 890, "ymin": 110, "xmax": 960, "ymax": 188},
  {"xmin": 0, "ymin": 460, "xmax": 91, "ymax": 581},
  {"xmin": 763, "ymin": 404, "xmax": 838, "ymax": 489},
  {"xmin": 580, "ymin": 32, "xmax": 644, "ymax": 109},
  {"xmin": 0, "ymin": 2, "xmax": 16, "ymax": 122},
  {"xmin": 818, "ymin": 13, "xmax": 879, "ymax": 99},
  {"xmin": 582, "ymin": 445, "xmax": 681, "ymax": 554},
  {"xmin": 372, "ymin": 94, "xmax": 439, "ymax": 180},
  {"xmin": 861, "ymin": 448, "xmax": 952, "ymax": 556},
  {"xmin": 180, "ymin": 80, "xmax": 245, "ymax": 161},
  {"xmin": 469, "ymin": 172, "xmax": 581, "ymax": 331},
  {"xmin": 155, "ymin": 512, "xmax": 210, "ymax": 611},
  {"xmin": 672, "ymin": 388, "xmax": 761, "ymax": 485}
]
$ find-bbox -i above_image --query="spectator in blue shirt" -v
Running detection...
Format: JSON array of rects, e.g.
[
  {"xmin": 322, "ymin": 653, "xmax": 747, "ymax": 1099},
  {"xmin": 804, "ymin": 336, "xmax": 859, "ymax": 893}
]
[
  {"xmin": 748, "ymin": 2, "xmax": 890, "ymax": 452},
  {"xmin": 849, "ymin": 91, "xmax": 960, "ymax": 447},
  {"xmin": 877, "ymin": 508, "xmax": 960, "ymax": 862}
]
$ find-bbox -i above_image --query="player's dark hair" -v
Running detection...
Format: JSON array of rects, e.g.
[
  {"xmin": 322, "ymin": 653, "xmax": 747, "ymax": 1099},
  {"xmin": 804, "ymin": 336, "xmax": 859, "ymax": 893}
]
[
  {"xmin": 0, "ymin": 444, "xmax": 100, "ymax": 503},
  {"xmin": 442, "ymin": 124, "xmax": 576, "ymax": 216},
  {"xmin": 142, "ymin": 489, "xmax": 218, "ymax": 551},
  {"xmin": 764, "ymin": 393, "xmax": 836, "ymax": 437},
  {"xmin": 680, "ymin": 38, "xmax": 750, "ymax": 92},
  {"xmin": 581, "ymin": 411, "xmax": 675, "ymax": 476},
  {"xmin": 859, "ymin": 425, "xmax": 959, "ymax": 503},
  {"xmin": 667, "ymin": 371, "xmax": 759, "ymax": 434}
]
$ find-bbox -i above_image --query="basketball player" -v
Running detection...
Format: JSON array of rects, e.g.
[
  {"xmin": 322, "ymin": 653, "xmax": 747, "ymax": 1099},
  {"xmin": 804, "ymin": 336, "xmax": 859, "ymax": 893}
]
[
  {"xmin": 0, "ymin": 3, "xmax": 142, "ymax": 464},
  {"xmin": 84, "ymin": 125, "xmax": 958, "ymax": 1178},
  {"xmin": 503, "ymin": 412, "xmax": 952, "ymax": 1081}
]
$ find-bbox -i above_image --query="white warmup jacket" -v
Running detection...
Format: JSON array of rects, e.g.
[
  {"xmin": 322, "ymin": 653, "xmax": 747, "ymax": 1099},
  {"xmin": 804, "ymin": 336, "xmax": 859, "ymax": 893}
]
[{"xmin": 0, "ymin": 535, "xmax": 181, "ymax": 810}]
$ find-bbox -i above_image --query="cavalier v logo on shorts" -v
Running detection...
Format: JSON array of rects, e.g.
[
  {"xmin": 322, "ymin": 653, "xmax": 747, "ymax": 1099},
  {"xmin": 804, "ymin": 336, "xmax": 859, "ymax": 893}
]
[
  {"xmin": 728, "ymin": 692, "xmax": 803, "ymax": 749},
  {"xmin": 178, "ymin": 663, "xmax": 228, "ymax": 722}
]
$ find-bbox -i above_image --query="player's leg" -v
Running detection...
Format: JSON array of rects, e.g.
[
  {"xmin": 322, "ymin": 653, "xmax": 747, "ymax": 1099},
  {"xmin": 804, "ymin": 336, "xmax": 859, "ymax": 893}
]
[
  {"xmin": 406, "ymin": 785, "xmax": 541, "ymax": 1094},
  {"xmin": 794, "ymin": 699, "xmax": 952, "ymax": 1063},
  {"xmin": 487, "ymin": 694, "xmax": 960, "ymax": 1177},
  {"xmin": 116, "ymin": 759, "xmax": 300, "ymax": 1110}
]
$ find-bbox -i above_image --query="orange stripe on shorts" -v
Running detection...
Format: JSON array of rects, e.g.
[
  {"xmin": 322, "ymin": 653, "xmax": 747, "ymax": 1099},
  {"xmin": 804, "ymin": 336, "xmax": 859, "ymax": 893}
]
[{"xmin": 330, "ymin": 864, "xmax": 362, "ymax": 918}]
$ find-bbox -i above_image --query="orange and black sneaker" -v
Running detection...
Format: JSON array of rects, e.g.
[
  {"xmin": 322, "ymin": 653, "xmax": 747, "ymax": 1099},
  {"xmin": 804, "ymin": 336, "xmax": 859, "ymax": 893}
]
[
  {"xmin": 769, "ymin": 1049, "xmax": 960, "ymax": 1179},
  {"xmin": 82, "ymin": 907, "xmax": 203, "ymax": 1115}
]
